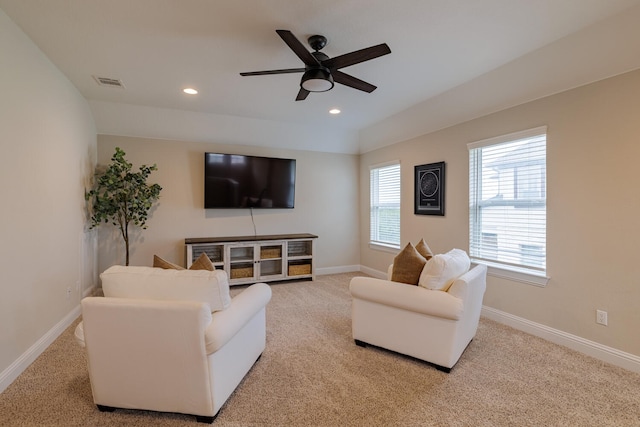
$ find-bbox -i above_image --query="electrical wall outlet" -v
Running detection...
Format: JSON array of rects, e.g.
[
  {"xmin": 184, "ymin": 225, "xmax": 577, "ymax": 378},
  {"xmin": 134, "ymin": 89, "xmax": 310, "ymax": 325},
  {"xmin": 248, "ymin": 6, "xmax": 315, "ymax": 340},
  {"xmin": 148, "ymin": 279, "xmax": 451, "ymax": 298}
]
[
  {"xmin": 596, "ymin": 309, "xmax": 608, "ymax": 326},
  {"xmin": 66, "ymin": 287, "xmax": 72, "ymax": 300}
]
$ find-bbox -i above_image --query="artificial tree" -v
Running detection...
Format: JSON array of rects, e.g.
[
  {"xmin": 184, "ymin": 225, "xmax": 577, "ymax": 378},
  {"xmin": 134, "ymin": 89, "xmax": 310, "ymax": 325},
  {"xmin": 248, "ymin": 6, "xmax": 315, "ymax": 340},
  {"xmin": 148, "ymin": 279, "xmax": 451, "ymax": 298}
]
[{"xmin": 86, "ymin": 147, "xmax": 162, "ymax": 265}]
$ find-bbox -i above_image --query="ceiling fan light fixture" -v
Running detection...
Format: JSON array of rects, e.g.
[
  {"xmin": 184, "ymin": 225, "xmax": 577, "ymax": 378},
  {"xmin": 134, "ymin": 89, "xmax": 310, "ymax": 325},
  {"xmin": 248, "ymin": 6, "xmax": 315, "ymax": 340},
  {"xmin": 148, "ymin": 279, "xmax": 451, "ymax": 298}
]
[{"xmin": 301, "ymin": 68, "xmax": 334, "ymax": 92}]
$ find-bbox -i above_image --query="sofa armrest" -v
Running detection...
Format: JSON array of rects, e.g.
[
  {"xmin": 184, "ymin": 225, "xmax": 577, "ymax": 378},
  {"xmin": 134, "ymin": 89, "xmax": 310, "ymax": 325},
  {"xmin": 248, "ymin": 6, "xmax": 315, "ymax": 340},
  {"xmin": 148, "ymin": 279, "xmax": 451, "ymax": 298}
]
[
  {"xmin": 204, "ymin": 282, "xmax": 272, "ymax": 354},
  {"xmin": 448, "ymin": 264, "xmax": 487, "ymax": 301},
  {"xmin": 350, "ymin": 277, "xmax": 463, "ymax": 320}
]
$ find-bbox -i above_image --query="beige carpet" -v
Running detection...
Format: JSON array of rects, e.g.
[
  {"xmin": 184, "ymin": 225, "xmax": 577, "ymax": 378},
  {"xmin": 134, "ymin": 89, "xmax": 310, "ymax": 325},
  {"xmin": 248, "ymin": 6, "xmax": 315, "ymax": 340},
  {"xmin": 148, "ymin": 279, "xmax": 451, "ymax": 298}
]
[{"xmin": 1, "ymin": 272, "xmax": 639, "ymax": 426}]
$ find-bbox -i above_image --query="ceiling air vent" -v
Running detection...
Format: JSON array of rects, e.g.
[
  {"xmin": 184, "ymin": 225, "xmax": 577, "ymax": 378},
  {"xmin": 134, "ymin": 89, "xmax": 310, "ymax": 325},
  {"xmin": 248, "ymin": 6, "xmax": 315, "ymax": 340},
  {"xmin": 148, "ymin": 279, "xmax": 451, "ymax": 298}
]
[{"xmin": 93, "ymin": 75, "xmax": 125, "ymax": 89}]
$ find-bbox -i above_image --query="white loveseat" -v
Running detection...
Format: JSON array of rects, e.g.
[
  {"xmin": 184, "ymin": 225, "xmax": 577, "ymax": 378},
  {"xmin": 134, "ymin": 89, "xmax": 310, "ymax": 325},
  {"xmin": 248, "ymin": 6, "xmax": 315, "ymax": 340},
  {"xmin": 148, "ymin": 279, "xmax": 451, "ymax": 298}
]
[
  {"xmin": 75, "ymin": 266, "xmax": 272, "ymax": 423},
  {"xmin": 349, "ymin": 262, "xmax": 487, "ymax": 372}
]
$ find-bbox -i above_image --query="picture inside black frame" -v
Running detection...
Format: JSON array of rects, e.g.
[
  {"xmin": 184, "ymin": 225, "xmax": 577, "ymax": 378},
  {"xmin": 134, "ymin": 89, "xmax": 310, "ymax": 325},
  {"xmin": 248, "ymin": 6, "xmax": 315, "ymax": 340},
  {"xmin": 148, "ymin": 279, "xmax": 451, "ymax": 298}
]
[{"xmin": 415, "ymin": 161, "xmax": 445, "ymax": 216}]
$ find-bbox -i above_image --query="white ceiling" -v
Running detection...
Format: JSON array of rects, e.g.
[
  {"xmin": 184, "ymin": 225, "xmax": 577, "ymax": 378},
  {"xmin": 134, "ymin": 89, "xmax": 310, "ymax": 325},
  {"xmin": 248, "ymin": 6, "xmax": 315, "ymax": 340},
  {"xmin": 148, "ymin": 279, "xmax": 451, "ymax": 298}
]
[{"xmin": 2, "ymin": 0, "xmax": 640, "ymax": 154}]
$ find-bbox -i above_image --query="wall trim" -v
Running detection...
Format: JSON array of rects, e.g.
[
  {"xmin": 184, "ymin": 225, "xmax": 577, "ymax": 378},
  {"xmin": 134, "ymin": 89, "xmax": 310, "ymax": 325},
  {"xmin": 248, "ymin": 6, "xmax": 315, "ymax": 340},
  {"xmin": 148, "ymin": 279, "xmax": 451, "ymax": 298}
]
[
  {"xmin": 358, "ymin": 265, "xmax": 386, "ymax": 279},
  {"xmin": 316, "ymin": 265, "xmax": 360, "ymax": 275},
  {"xmin": 482, "ymin": 306, "xmax": 640, "ymax": 374},
  {"xmin": 0, "ymin": 284, "xmax": 98, "ymax": 394},
  {"xmin": 0, "ymin": 306, "xmax": 81, "ymax": 393}
]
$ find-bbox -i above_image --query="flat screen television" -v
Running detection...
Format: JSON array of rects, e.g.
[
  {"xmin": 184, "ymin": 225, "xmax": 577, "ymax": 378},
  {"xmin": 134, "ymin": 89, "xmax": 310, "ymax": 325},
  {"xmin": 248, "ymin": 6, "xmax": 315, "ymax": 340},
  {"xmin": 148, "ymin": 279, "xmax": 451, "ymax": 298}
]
[{"xmin": 204, "ymin": 153, "xmax": 296, "ymax": 209}]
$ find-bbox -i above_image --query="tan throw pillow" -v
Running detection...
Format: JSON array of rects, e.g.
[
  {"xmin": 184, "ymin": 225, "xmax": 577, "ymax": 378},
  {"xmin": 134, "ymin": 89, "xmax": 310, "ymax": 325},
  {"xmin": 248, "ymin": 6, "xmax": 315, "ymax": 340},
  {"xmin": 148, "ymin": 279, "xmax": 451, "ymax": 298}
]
[
  {"xmin": 415, "ymin": 238, "xmax": 434, "ymax": 260},
  {"xmin": 391, "ymin": 243, "xmax": 427, "ymax": 285},
  {"xmin": 153, "ymin": 254, "xmax": 215, "ymax": 271},
  {"xmin": 189, "ymin": 252, "xmax": 215, "ymax": 271},
  {"xmin": 153, "ymin": 255, "xmax": 185, "ymax": 270}
]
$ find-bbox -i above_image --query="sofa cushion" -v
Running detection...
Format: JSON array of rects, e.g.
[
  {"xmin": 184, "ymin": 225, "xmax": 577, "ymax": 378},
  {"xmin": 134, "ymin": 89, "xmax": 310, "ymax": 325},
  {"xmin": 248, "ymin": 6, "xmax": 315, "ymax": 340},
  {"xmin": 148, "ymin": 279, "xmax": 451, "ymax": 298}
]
[
  {"xmin": 391, "ymin": 243, "xmax": 427, "ymax": 285},
  {"xmin": 418, "ymin": 249, "xmax": 471, "ymax": 291},
  {"xmin": 415, "ymin": 238, "xmax": 434, "ymax": 260},
  {"xmin": 100, "ymin": 265, "xmax": 231, "ymax": 312}
]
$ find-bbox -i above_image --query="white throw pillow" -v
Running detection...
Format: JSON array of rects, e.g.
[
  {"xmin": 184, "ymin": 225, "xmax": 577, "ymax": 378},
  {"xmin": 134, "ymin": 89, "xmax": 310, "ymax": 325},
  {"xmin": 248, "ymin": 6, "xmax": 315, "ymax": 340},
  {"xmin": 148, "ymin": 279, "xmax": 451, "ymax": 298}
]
[
  {"xmin": 418, "ymin": 249, "xmax": 471, "ymax": 291},
  {"xmin": 100, "ymin": 265, "xmax": 231, "ymax": 312}
]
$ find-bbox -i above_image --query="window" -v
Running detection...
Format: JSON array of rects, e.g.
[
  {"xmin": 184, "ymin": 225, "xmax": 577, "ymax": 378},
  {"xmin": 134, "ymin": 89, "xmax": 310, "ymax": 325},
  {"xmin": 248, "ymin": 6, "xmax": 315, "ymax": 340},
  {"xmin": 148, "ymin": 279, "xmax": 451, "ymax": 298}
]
[
  {"xmin": 370, "ymin": 162, "xmax": 400, "ymax": 249},
  {"xmin": 468, "ymin": 126, "xmax": 548, "ymax": 284}
]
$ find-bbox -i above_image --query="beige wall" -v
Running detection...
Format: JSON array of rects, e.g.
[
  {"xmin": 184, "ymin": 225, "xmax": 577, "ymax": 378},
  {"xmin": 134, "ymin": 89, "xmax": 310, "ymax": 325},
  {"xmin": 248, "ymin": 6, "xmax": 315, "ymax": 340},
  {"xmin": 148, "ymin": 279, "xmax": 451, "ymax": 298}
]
[
  {"xmin": 96, "ymin": 135, "xmax": 360, "ymax": 273},
  {"xmin": 360, "ymin": 68, "xmax": 640, "ymax": 357},
  {"xmin": 0, "ymin": 10, "xmax": 97, "ymax": 381},
  {"xmin": 3, "ymin": 2, "xmax": 639, "ymax": 386}
]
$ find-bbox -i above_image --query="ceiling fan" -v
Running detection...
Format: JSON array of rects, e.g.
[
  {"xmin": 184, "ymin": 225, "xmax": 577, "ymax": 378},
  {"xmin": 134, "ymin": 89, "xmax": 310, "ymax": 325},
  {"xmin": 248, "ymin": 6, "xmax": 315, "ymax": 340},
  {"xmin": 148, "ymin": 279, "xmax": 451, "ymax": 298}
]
[{"xmin": 240, "ymin": 30, "xmax": 391, "ymax": 101}]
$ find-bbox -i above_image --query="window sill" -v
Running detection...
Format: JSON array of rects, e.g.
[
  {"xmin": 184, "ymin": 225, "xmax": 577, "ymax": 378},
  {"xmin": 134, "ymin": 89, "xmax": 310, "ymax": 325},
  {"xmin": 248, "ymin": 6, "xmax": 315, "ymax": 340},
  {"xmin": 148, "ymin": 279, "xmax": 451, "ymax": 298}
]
[
  {"xmin": 471, "ymin": 259, "xmax": 550, "ymax": 287},
  {"xmin": 369, "ymin": 242, "xmax": 400, "ymax": 254}
]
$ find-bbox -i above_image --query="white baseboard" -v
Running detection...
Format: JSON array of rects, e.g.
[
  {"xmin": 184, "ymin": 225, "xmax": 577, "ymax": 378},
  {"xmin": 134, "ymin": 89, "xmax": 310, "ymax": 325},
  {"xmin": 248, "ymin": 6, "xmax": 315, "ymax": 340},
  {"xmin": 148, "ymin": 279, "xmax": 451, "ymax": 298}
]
[
  {"xmin": 0, "ymin": 307, "xmax": 81, "ymax": 393},
  {"xmin": 83, "ymin": 285, "xmax": 98, "ymax": 298},
  {"xmin": 0, "ymin": 285, "xmax": 97, "ymax": 394},
  {"xmin": 316, "ymin": 265, "xmax": 360, "ymax": 275},
  {"xmin": 358, "ymin": 265, "xmax": 386, "ymax": 279},
  {"xmin": 482, "ymin": 306, "xmax": 640, "ymax": 374}
]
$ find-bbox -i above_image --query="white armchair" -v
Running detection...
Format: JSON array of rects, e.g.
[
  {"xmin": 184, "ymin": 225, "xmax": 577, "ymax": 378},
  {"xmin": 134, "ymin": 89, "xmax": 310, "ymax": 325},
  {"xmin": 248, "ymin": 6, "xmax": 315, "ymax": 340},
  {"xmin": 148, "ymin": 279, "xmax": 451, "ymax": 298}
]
[
  {"xmin": 349, "ymin": 263, "xmax": 487, "ymax": 372},
  {"xmin": 75, "ymin": 266, "xmax": 271, "ymax": 423}
]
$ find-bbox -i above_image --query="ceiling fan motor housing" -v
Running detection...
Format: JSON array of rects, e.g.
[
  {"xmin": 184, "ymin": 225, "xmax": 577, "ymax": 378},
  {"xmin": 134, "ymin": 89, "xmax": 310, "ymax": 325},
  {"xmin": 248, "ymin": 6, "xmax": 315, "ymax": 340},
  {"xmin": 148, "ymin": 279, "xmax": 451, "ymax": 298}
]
[
  {"xmin": 308, "ymin": 35, "xmax": 327, "ymax": 51},
  {"xmin": 311, "ymin": 51, "xmax": 329, "ymax": 62}
]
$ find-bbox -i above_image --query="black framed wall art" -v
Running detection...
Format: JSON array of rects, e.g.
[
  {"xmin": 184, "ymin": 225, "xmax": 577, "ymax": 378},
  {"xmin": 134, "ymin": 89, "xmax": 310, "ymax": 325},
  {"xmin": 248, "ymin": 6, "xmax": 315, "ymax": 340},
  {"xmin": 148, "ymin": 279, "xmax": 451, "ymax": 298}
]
[{"xmin": 414, "ymin": 161, "xmax": 445, "ymax": 216}]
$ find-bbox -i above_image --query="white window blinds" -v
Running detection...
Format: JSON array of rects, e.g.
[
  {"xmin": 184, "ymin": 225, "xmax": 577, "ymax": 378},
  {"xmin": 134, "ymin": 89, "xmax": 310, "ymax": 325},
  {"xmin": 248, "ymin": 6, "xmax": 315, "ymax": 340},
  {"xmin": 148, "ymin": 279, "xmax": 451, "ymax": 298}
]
[
  {"xmin": 370, "ymin": 162, "xmax": 400, "ymax": 248},
  {"xmin": 468, "ymin": 127, "xmax": 547, "ymax": 274}
]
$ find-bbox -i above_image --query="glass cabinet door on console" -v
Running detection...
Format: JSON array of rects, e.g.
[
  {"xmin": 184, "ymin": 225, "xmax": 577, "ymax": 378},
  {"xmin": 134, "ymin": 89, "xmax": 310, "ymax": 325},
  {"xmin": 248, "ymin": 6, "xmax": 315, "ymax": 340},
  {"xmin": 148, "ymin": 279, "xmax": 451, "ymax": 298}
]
[
  {"xmin": 187, "ymin": 243, "xmax": 225, "ymax": 270},
  {"xmin": 286, "ymin": 239, "xmax": 313, "ymax": 279},
  {"xmin": 227, "ymin": 244, "xmax": 257, "ymax": 283},
  {"xmin": 226, "ymin": 242, "xmax": 286, "ymax": 284},
  {"xmin": 257, "ymin": 243, "xmax": 285, "ymax": 281}
]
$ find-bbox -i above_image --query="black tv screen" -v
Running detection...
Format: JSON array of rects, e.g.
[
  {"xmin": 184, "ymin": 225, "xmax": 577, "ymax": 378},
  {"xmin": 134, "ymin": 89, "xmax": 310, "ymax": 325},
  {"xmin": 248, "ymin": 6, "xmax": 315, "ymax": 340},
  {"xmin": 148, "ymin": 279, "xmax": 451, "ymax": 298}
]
[{"xmin": 204, "ymin": 153, "xmax": 296, "ymax": 209}]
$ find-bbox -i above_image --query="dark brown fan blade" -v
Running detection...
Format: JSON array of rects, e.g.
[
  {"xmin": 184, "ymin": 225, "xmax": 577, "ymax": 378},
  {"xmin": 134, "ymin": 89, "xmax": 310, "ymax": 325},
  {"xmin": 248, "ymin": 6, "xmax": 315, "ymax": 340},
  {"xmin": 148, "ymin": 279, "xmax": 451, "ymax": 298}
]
[
  {"xmin": 276, "ymin": 29, "xmax": 319, "ymax": 66},
  {"xmin": 296, "ymin": 88, "xmax": 310, "ymax": 101},
  {"xmin": 332, "ymin": 70, "xmax": 377, "ymax": 93},
  {"xmin": 240, "ymin": 68, "xmax": 305, "ymax": 76},
  {"xmin": 322, "ymin": 43, "xmax": 391, "ymax": 70}
]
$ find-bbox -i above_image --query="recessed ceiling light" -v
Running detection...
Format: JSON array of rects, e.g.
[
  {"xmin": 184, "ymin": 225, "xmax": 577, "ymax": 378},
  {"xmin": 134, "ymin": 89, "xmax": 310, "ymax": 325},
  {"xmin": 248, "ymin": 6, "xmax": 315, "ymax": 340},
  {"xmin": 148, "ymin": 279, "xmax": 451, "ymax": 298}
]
[
  {"xmin": 329, "ymin": 108, "xmax": 341, "ymax": 115},
  {"xmin": 183, "ymin": 88, "xmax": 198, "ymax": 95}
]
